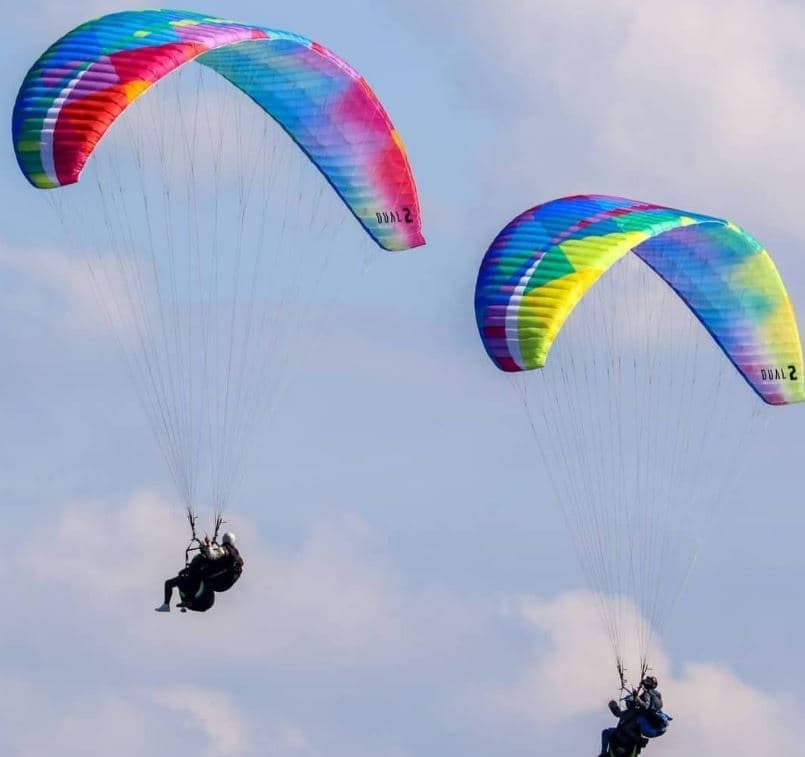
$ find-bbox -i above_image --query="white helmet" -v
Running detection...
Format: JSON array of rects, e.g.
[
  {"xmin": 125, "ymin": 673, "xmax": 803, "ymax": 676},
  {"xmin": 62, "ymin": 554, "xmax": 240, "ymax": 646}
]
[{"xmin": 222, "ymin": 532, "xmax": 237, "ymax": 545}]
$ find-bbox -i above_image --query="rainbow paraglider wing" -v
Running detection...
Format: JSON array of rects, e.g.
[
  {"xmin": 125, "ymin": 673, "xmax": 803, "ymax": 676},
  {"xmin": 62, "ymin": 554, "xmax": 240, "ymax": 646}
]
[
  {"xmin": 475, "ymin": 194, "xmax": 804, "ymax": 405},
  {"xmin": 12, "ymin": 8, "xmax": 424, "ymax": 251}
]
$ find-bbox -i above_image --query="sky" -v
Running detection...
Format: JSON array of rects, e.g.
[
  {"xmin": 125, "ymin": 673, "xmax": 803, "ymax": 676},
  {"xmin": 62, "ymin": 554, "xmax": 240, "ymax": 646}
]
[{"xmin": 2, "ymin": 1, "xmax": 805, "ymax": 755}]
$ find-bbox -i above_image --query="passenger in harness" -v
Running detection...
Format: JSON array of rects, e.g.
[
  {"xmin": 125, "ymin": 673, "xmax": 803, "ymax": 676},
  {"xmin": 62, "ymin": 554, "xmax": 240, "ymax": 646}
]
[
  {"xmin": 155, "ymin": 535, "xmax": 220, "ymax": 613},
  {"xmin": 635, "ymin": 676, "xmax": 672, "ymax": 739}
]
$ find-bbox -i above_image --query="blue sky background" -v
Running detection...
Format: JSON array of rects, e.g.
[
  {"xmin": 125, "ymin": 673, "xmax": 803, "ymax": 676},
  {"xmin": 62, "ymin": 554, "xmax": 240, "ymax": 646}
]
[{"xmin": 1, "ymin": 1, "xmax": 804, "ymax": 755}]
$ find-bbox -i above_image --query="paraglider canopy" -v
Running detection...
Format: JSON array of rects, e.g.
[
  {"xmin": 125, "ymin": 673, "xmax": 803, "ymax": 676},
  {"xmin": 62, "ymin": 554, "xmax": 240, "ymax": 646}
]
[
  {"xmin": 475, "ymin": 194, "xmax": 804, "ymax": 405},
  {"xmin": 12, "ymin": 8, "xmax": 425, "ymax": 252}
]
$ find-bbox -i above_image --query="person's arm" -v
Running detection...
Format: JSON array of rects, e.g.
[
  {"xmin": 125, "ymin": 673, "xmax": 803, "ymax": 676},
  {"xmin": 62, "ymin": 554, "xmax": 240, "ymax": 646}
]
[
  {"xmin": 608, "ymin": 700, "xmax": 622, "ymax": 717},
  {"xmin": 652, "ymin": 691, "xmax": 663, "ymax": 710}
]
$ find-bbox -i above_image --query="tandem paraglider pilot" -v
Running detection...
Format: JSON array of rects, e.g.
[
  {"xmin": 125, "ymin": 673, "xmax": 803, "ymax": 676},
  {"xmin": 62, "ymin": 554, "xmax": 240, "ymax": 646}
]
[
  {"xmin": 635, "ymin": 676, "xmax": 672, "ymax": 739},
  {"xmin": 155, "ymin": 532, "xmax": 243, "ymax": 613}
]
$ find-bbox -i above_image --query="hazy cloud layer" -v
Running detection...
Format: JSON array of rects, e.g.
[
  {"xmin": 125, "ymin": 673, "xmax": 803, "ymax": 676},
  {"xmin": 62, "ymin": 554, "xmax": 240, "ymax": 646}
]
[
  {"xmin": 5, "ymin": 495, "xmax": 804, "ymax": 755},
  {"xmin": 394, "ymin": 0, "xmax": 805, "ymax": 247},
  {"xmin": 466, "ymin": 592, "xmax": 805, "ymax": 755}
]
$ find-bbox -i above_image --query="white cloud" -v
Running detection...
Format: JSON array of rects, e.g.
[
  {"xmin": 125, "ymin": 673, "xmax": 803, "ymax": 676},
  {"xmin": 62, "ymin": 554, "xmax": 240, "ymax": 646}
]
[
  {"xmin": 19, "ymin": 489, "xmax": 181, "ymax": 599},
  {"xmin": 0, "ymin": 675, "xmax": 151, "ymax": 757},
  {"xmin": 4, "ymin": 493, "xmax": 481, "ymax": 754},
  {"xmin": 13, "ymin": 493, "xmax": 474, "ymax": 671},
  {"xmin": 154, "ymin": 686, "xmax": 249, "ymax": 757},
  {"xmin": 476, "ymin": 592, "xmax": 654, "ymax": 728},
  {"xmin": 471, "ymin": 590, "xmax": 805, "ymax": 756},
  {"xmin": 669, "ymin": 663, "xmax": 801, "ymax": 755},
  {"xmin": 264, "ymin": 722, "xmax": 318, "ymax": 755},
  {"xmin": 0, "ymin": 664, "xmax": 312, "ymax": 757},
  {"xmin": 48, "ymin": 697, "xmax": 150, "ymax": 757},
  {"xmin": 8, "ymin": 491, "xmax": 805, "ymax": 755},
  {"xmin": 398, "ymin": 0, "xmax": 805, "ymax": 234},
  {"xmin": 219, "ymin": 519, "xmax": 475, "ymax": 669},
  {"xmin": 0, "ymin": 244, "xmax": 144, "ymax": 340}
]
